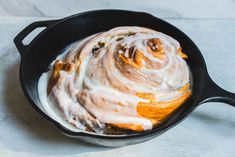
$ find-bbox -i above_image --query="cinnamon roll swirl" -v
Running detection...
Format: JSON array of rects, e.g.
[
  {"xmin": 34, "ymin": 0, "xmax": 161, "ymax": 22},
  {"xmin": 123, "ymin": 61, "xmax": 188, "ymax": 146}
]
[{"xmin": 38, "ymin": 26, "xmax": 192, "ymax": 134}]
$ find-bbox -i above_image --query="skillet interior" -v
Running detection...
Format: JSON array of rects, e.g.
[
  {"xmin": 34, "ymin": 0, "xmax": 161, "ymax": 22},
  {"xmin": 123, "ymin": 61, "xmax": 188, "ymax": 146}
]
[{"xmin": 18, "ymin": 10, "xmax": 207, "ymax": 146}]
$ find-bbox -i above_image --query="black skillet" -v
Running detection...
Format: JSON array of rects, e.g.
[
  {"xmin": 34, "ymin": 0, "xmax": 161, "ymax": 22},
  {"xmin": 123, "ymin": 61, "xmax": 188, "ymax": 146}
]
[{"xmin": 14, "ymin": 10, "xmax": 235, "ymax": 147}]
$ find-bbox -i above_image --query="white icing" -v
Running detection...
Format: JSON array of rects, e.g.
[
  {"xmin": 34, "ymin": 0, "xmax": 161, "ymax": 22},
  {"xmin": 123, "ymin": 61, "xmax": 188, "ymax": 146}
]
[{"xmin": 38, "ymin": 26, "xmax": 191, "ymax": 135}]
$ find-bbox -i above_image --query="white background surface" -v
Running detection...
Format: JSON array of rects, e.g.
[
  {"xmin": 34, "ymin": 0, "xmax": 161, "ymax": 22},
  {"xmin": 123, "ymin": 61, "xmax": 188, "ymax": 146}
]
[
  {"xmin": 0, "ymin": 0, "xmax": 235, "ymax": 19},
  {"xmin": 0, "ymin": 1, "xmax": 235, "ymax": 157}
]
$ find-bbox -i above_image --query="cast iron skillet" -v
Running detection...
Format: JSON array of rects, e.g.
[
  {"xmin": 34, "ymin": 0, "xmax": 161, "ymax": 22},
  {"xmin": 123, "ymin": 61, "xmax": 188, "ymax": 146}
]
[{"xmin": 14, "ymin": 10, "xmax": 235, "ymax": 147}]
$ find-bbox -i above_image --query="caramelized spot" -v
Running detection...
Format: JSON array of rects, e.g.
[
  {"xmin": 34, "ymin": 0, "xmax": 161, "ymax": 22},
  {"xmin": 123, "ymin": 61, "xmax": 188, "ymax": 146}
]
[
  {"xmin": 151, "ymin": 51, "xmax": 165, "ymax": 60},
  {"xmin": 118, "ymin": 102, "xmax": 124, "ymax": 106},
  {"xmin": 147, "ymin": 38, "xmax": 164, "ymax": 51},
  {"xmin": 47, "ymin": 60, "xmax": 74, "ymax": 95},
  {"xmin": 118, "ymin": 47, "xmax": 144, "ymax": 68},
  {"xmin": 64, "ymin": 63, "xmax": 73, "ymax": 71},
  {"xmin": 111, "ymin": 123, "xmax": 144, "ymax": 132},
  {"xmin": 119, "ymin": 54, "xmax": 139, "ymax": 68},
  {"xmin": 133, "ymin": 49, "xmax": 144, "ymax": 67},
  {"xmin": 137, "ymin": 90, "xmax": 192, "ymax": 125},
  {"xmin": 136, "ymin": 92, "xmax": 156, "ymax": 102},
  {"xmin": 147, "ymin": 38, "xmax": 165, "ymax": 59},
  {"xmin": 177, "ymin": 48, "xmax": 188, "ymax": 59},
  {"xmin": 178, "ymin": 83, "xmax": 190, "ymax": 92},
  {"xmin": 104, "ymin": 124, "xmax": 136, "ymax": 135}
]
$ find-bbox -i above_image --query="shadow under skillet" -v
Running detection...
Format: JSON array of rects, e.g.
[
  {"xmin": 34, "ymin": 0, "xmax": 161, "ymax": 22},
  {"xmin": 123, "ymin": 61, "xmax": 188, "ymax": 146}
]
[
  {"xmin": 1, "ymin": 45, "xmax": 111, "ymax": 155},
  {"xmin": 190, "ymin": 102, "xmax": 235, "ymax": 136}
]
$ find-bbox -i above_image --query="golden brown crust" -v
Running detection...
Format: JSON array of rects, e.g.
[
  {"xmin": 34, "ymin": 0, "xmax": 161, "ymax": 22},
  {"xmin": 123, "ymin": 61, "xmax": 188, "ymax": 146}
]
[
  {"xmin": 177, "ymin": 47, "xmax": 188, "ymax": 59},
  {"xmin": 136, "ymin": 91, "xmax": 192, "ymax": 124},
  {"xmin": 47, "ymin": 60, "xmax": 74, "ymax": 95}
]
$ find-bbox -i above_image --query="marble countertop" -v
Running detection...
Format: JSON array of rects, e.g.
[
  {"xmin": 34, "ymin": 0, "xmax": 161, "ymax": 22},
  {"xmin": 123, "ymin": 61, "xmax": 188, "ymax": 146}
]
[
  {"xmin": 1, "ymin": 0, "xmax": 235, "ymax": 19},
  {"xmin": 0, "ymin": 16, "xmax": 235, "ymax": 157}
]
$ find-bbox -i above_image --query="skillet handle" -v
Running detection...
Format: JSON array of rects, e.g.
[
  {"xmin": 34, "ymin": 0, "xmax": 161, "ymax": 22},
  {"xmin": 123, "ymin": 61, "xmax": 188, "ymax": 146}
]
[
  {"xmin": 199, "ymin": 75, "xmax": 235, "ymax": 107},
  {"xmin": 14, "ymin": 19, "xmax": 60, "ymax": 57}
]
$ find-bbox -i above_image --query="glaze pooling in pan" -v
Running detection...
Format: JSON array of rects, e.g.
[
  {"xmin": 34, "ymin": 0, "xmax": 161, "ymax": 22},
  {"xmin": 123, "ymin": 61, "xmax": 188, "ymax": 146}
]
[{"xmin": 38, "ymin": 26, "xmax": 192, "ymax": 135}]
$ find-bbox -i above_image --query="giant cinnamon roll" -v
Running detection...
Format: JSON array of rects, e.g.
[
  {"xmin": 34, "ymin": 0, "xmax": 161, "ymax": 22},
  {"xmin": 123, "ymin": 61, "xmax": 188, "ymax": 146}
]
[{"xmin": 38, "ymin": 26, "xmax": 192, "ymax": 135}]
